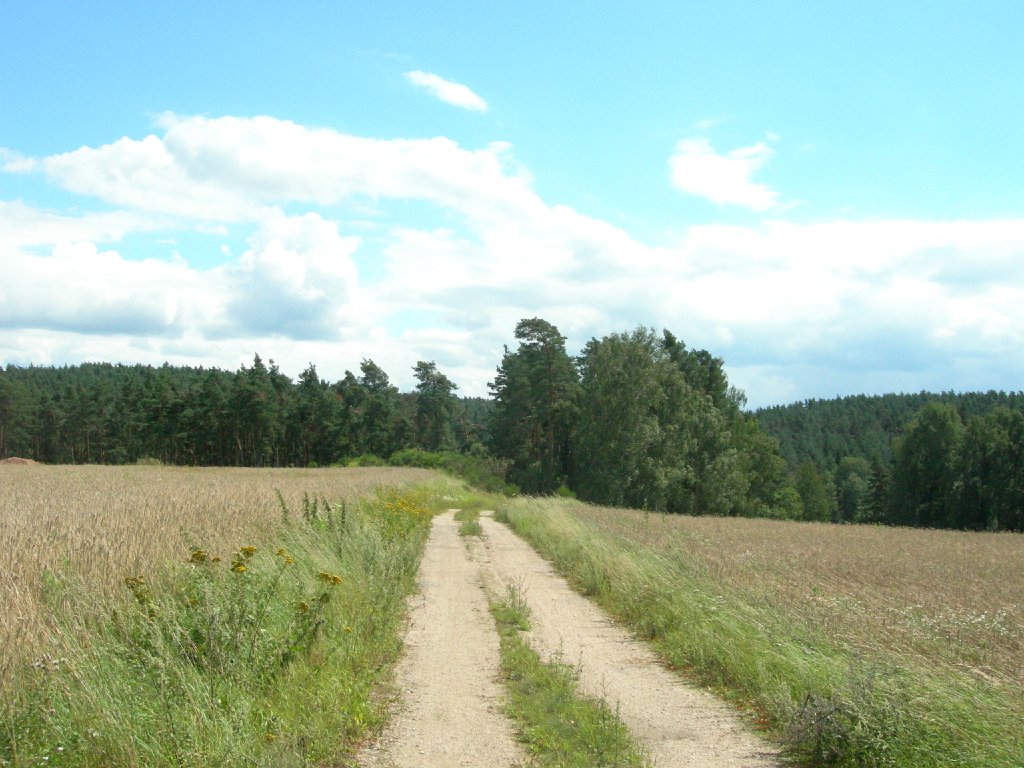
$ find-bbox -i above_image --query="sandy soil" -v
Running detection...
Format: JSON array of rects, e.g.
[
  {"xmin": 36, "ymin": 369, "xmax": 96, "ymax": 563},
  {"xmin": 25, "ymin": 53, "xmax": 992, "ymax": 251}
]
[
  {"xmin": 477, "ymin": 512, "xmax": 779, "ymax": 768},
  {"xmin": 358, "ymin": 511, "xmax": 525, "ymax": 768},
  {"xmin": 361, "ymin": 509, "xmax": 779, "ymax": 767}
]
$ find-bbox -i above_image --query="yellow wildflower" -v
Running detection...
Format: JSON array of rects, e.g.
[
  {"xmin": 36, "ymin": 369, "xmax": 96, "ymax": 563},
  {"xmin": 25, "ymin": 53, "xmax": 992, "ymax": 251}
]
[{"xmin": 189, "ymin": 548, "xmax": 208, "ymax": 564}]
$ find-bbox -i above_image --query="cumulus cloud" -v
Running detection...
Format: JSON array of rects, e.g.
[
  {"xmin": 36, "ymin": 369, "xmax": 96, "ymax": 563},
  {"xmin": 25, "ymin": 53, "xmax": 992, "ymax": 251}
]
[
  {"xmin": 0, "ymin": 148, "xmax": 37, "ymax": 173},
  {"xmin": 5, "ymin": 115, "xmax": 1024, "ymax": 406},
  {"xmin": 218, "ymin": 213, "xmax": 362, "ymax": 340},
  {"xmin": 669, "ymin": 136, "xmax": 781, "ymax": 211},
  {"xmin": 34, "ymin": 115, "xmax": 526, "ymax": 224},
  {"xmin": 0, "ymin": 201, "xmax": 165, "ymax": 248},
  {"xmin": 40, "ymin": 133, "xmax": 269, "ymax": 221},
  {"xmin": 0, "ymin": 240, "xmax": 207, "ymax": 336},
  {"xmin": 403, "ymin": 70, "xmax": 488, "ymax": 112}
]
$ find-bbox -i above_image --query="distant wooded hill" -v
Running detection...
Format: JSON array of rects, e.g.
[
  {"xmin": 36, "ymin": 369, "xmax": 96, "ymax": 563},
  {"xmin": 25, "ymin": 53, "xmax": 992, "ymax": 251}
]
[
  {"xmin": 3, "ymin": 344, "xmax": 1022, "ymax": 532},
  {"xmin": 754, "ymin": 391, "xmax": 1024, "ymax": 472},
  {"xmin": 755, "ymin": 391, "xmax": 1024, "ymax": 530}
]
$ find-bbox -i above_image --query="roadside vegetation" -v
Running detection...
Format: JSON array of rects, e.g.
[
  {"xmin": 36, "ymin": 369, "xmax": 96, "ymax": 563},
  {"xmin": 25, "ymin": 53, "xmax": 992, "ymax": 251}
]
[
  {"xmin": 388, "ymin": 447, "xmax": 514, "ymax": 494},
  {"xmin": 454, "ymin": 507, "xmax": 483, "ymax": 537},
  {"xmin": 496, "ymin": 497, "xmax": 1024, "ymax": 768},
  {"xmin": 0, "ymin": 464, "xmax": 432, "ymax": 670},
  {"xmin": 489, "ymin": 584, "xmax": 648, "ymax": 767},
  {"xmin": 0, "ymin": 465, "xmax": 446, "ymax": 767}
]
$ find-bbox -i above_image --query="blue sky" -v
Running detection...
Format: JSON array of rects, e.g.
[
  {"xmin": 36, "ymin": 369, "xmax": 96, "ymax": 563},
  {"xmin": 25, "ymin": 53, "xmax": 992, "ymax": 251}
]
[{"xmin": 2, "ymin": 1, "xmax": 1023, "ymax": 407}]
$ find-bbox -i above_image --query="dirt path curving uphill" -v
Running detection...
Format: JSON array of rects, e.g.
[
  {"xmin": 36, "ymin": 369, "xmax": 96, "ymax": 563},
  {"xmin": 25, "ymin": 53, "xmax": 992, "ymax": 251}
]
[
  {"xmin": 478, "ymin": 512, "xmax": 779, "ymax": 768},
  {"xmin": 359, "ymin": 511, "xmax": 525, "ymax": 768}
]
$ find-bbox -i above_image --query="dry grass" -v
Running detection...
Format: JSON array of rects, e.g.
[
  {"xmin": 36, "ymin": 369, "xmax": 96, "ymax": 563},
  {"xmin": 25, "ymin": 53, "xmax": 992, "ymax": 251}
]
[
  {"xmin": 569, "ymin": 503, "xmax": 1024, "ymax": 690},
  {"xmin": 0, "ymin": 463, "xmax": 433, "ymax": 691}
]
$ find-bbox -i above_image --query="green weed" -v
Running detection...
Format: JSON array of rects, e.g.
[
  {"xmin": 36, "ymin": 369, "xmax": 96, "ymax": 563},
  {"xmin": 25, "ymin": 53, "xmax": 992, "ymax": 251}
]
[
  {"xmin": 454, "ymin": 508, "xmax": 483, "ymax": 537},
  {"xmin": 489, "ymin": 584, "xmax": 648, "ymax": 767}
]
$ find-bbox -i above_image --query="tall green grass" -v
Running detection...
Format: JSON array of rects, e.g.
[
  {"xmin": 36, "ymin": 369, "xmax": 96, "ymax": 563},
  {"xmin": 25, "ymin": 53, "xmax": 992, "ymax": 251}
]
[
  {"xmin": 1, "ymin": 485, "xmax": 439, "ymax": 767},
  {"xmin": 496, "ymin": 498, "xmax": 1024, "ymax": 768}
]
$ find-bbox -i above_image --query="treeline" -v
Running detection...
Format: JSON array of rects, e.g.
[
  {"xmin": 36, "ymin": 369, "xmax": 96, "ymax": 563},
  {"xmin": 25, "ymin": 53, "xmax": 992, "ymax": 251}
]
[
  {"xmin": 489, "ymin": 319, "xmax": 791, "ymax": 517},
  {"xmin": 0, "ymin": 356, "xmax": 487, "ymax": 467},
  {"xmin": 4, "ymin": 325, "xmax": 1021, "ymax": 532},
  {"xmin": 756, "ymin": 393, "xmax": 1024, "ymax": 531}
]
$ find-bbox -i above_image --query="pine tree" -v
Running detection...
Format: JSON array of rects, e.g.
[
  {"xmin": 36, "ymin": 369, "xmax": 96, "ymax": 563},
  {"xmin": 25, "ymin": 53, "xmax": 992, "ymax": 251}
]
[{"xmin": 489, "ymin": 318, "xmax": 578, "ymax": 492}]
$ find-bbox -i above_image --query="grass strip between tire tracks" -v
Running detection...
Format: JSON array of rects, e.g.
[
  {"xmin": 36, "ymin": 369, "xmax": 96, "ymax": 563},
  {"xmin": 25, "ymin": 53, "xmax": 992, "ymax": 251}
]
[
  {"xmin": 489, "ymin": 582, "xmax": 649, "ymax": 768},
  {"xmin": 454, "ymin": 507, "xmax": 484, "ymax": 537}
]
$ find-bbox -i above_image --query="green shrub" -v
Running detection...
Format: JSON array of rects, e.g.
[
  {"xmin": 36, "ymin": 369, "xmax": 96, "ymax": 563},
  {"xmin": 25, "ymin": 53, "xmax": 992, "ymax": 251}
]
[
  {"xmin": 388, "ymin": 449, "xmax": 516, "ymax": 495},
  {"xmin": 346, "ymin": 454, "xmax": 388, "ymax": 467}
]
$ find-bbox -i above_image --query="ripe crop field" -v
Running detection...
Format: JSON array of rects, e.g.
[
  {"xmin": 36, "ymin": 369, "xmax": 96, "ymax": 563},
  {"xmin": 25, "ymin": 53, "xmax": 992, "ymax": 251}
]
[
  {"xmin": 0, "ymin": 464, "xmax": 433, "ymax": 693},
  {"xmin": 579, "ymin": 504, "xmax": 1024, "ymax": 688},
  {"xmin": 498, "ymin": 498, "xmax": 1024, "ymax": 767}
]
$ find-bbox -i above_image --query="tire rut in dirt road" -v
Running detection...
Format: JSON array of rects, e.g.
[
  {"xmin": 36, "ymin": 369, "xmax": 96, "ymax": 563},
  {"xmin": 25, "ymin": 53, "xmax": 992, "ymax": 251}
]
[
  {"xmin": 478, "ymin": 513, "xmax": 780, "ymax": 768},
  {"xmin": 359, "ymin": 511, "xmax": 525, "ymax": 768}
]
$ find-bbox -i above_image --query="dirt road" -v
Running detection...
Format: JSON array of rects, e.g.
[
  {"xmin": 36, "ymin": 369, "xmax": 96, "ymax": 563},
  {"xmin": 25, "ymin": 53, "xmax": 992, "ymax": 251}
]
[
  {"xmin": 478, "ymin": 513, "xmax": 779, "ymax": 767},
  {"xmin": 360, "ymin": 509, "xmax": 779, "ymax": 767},
  {"xmin": 359, "ymin": 511, "xmax": 525, "ymax": 768}
]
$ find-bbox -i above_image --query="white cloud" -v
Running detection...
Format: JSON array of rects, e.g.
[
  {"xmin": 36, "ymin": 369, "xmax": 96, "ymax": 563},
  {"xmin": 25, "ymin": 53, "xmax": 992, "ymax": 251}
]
[
  {"xmin": 0, "ymin": 201, "xmax": 165, "ymax": 248},
  {"xmin": 5, "ymin": 115, "xmax": 1024, "ymax": 407},
  {"xmin": 217, "ymin": 213, "xmax": 363, "ymax": 340},
  {"xmin": 669, "ymin": 136, "xmax": 781, "ymax": 211},
  {"xmin": 40, "ymin": 133, "xmax": 270, "ymax": 221},
  {"xmin": 0, "ymin": 148, "xmax": 37, "ymax": 173},
  {"xmin": 404, "ymin": 70, "xmax": 488, "ymax": 112},
  {"xmin": 0, "ymin": 240, "xmax": 208, "ymax": 336},
  {"xmin": 34, "ymin": 115, "xmax": 524, "ymax": 224}
]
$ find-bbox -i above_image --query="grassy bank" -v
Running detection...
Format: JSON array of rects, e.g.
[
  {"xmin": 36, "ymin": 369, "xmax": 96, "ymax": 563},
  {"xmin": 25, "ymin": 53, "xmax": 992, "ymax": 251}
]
[
  {"xmin": 1, "ymin": 477, "xmax": 444, "ymax": 767},
  {"xmin": 496, "ymin": 498, "xmax": 1024, "ymax": 768},
  {"xmin": 0, "ymin": 463, "xmax": 434, "ymax": 677}
]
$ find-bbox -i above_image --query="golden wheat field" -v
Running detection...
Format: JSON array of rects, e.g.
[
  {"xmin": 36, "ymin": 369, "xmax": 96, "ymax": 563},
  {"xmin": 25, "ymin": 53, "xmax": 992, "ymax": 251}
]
[
  {"xmin": 571, "ymin": 503, "xmax": 1024, "ymax": 689},
  {"xmin": 0, "ymin": 463, "xmax": 434, "ymax": 686}
]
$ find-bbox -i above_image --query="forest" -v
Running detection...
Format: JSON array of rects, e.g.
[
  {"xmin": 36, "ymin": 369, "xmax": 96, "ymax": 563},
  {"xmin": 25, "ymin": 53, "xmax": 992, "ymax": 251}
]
[
  {"xmin": 0, "ymin": 356, "xmax": 487, "ymax": 467},
  {"xmin": 756, "ymin": 392, "xmax": 1024, "ymax": 530},
  {"xmin": 2, "ymin": 318, "xmax": 1022, "ymax": 531}
]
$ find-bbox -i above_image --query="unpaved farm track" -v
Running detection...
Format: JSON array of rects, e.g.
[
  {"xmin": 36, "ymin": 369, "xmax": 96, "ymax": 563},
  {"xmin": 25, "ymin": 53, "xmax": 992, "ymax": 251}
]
[
  {"xmin": 359, "ymin": 511, "xmax": 525, "ymax": 767},
  {"xmin": 478, "ymin": 513, "xmax": 779, "ymax": 768},
  {"xmin": 360, "ymin": 510, "xmax": 779, "ymax": 767}
]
